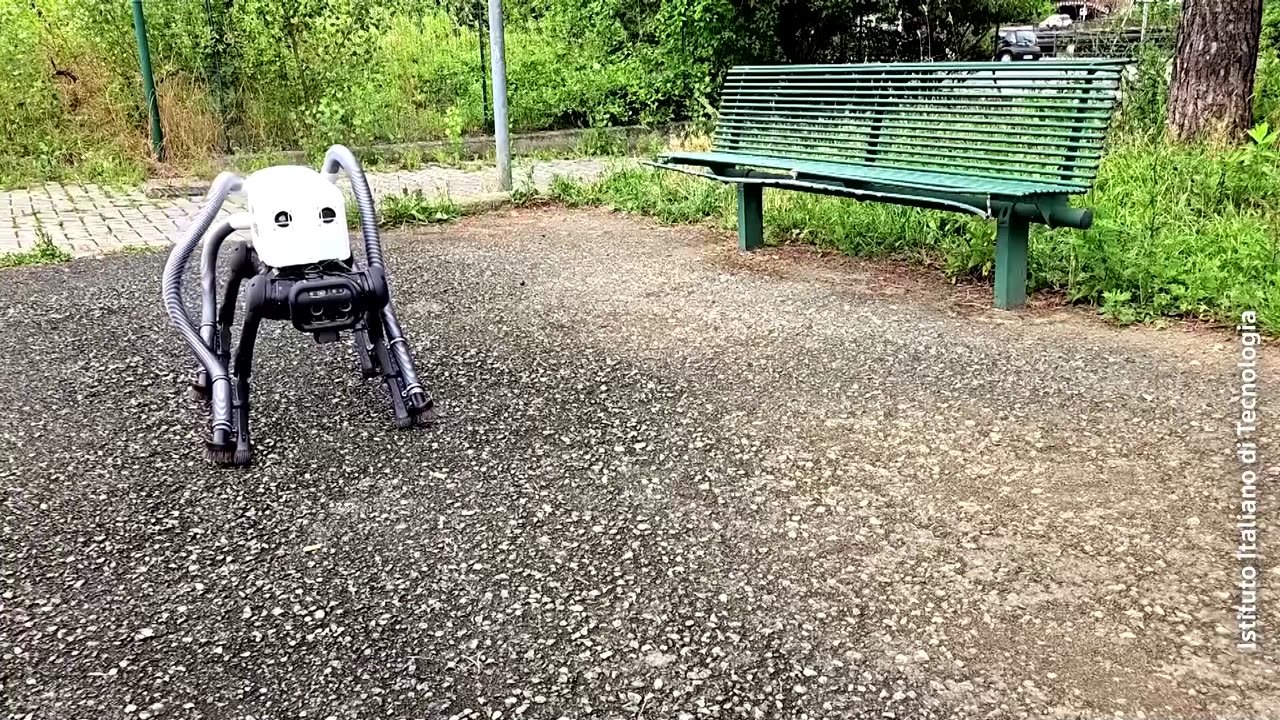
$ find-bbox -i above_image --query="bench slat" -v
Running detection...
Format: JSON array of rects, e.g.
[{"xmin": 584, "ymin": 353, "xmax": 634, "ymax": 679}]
[
  {"xmin": 716, "ymin": 140, "xmax": 1105, "ymax": 180},
  {"xmin": 719, "ymin": 97, "xmax": 1116, "ymax": 116},
  {"xmin": 715, "ymin": 112, "xmax": 1108, "ymax": 134},
  {"xmin": 724, "ymin": 75, "xmax": 1119, "ymax": 87},
  {"xmin": 722, "ymin": 86, "xmax": 1115, "ymax": 103},
  {"xmin": 717, "ymin": 140, "xmax": 1098, "ymax": 186},
  {"xmin": 727, "ymin": 61, "xmax": 1125, "ymax": 73},
  {"xmin": 716, "ymin": 123, "xmax": 1106, "ymax": 175},
  {"xmin": 716, "ymin": 125, "xmax": 1105, "ymax": 162},
  {"xmin": 714, "ymin": 119, "xmax": 1107, "ymax": 149},
  {"xmin": 724, "ymin": 78, "xmax": 1118, "ymax": 89}
]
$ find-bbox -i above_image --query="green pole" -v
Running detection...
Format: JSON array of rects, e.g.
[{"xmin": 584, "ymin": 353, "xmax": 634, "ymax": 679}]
[{"xmin": 131, "ymin": 0, "xmax": 164, "ymax": 160}]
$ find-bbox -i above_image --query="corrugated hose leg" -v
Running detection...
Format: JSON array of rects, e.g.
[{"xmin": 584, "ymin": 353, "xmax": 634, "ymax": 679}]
[
  {"xmin": 381, "ymin": 308, "xmax": 433, "ymax": 420},
  {"xmin": 193, "ymin": 221, "xmax": 239, "ymax": 397},
  {"xmin": 216, "ymin": 243, "xmax": 256, "ymax": 365},
  {"xmin": 164, "ymin": 172, "xmax": 241, "ymax": 450},
  {"xmin": 322, "ymin": 144, "xmax": 435, "ymax": 424}
]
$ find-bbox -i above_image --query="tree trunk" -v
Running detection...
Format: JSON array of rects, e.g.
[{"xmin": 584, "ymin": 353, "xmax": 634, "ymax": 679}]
[{"xmin": 1167, "ymin": 0, "xmax": 1263, "ymax": 142}]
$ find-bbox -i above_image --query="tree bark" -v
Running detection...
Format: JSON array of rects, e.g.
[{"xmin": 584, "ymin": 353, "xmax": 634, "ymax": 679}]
[{"xmin": 1167, "ymin": 0, "xmax": 1263, "ymax": 142}]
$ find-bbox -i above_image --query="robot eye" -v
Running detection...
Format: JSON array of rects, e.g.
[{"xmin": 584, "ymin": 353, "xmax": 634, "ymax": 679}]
[
  {"xmin": 319, "ymin": 207, "xmax": 337, "ymax": 224},
  {"xmin": 274, "ymin": 211, "xmax": 292, "ymax": 227}
]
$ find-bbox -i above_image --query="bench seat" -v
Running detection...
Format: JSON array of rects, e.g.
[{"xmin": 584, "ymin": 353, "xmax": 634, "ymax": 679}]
[{"xmin": 660, "ymin": 150, "xmax": 1083, "ymax": 200}]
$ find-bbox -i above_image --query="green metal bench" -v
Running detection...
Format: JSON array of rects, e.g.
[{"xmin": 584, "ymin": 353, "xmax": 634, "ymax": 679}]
[{"xmin": 651, "ymin": 61, "xmax": 1122, "ymax": 309}]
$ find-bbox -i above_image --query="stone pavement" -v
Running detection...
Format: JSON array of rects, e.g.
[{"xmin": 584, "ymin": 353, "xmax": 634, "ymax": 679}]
[{"xmin": 0, "ymin": 158, "xmax": 613, "ymax": 257}]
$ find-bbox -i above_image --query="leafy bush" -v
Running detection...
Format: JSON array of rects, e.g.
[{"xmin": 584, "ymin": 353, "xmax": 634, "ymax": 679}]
[{"xmin": 1031, "ymin": 134, "xmax": 1280, "ymax": 325}]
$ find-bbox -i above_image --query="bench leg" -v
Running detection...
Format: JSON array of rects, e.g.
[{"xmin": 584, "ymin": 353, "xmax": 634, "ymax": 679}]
[
  {"xmin": 994, "ymin": 213, "xmax": 1030, "ymax": 310},
  {"xmin": 736, "ymin": 184, "xmax": 763, "ymax": 251}
]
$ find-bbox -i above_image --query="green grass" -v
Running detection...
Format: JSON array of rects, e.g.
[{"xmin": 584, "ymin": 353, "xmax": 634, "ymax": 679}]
[
  {"xmin": 546, "ymin": 136, "xmax": 1280, "ymax": 331},
  {"xmin": 0, "ymin": 145, "xmax": 145, "ymax": 192},
  {"xmin": 378, "ymin": 190, "xmax": 462, "ymax": 227},
  {"xmin": 0, "ymin": 232, "xmax": 73, "ymax": 269},
  {"xmin": 224, "ymin": 151, "xmax": 298, "ymax": 177},
  {"xmin": 109, "ymin": 243, "xmax": 167, "ymax": 256}
]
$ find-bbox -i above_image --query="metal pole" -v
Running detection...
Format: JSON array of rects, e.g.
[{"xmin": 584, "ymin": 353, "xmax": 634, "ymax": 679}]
[
  {"xmin": 131, "ymin": 0, "xmax": 164, "ymax": 160},
  {"xmin": 1140, "ymin": 0, "xmax": 1150, "ymax": 43},
  {"xmin": 487, "ymin": 0, "xmax": 511, "ymax": 191},
  {"xmin": 479, "ymin": 22, "xmax": 491, "ymax": 132},
  {"xmin": 204, "ymin": 0, "xmax": 231, "ymax": 153}
]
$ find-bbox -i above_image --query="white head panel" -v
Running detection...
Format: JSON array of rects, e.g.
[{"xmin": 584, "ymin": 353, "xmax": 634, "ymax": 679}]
[{"xmin": 243, "ymin": 166, "xmax": 351, "ymax": 269}]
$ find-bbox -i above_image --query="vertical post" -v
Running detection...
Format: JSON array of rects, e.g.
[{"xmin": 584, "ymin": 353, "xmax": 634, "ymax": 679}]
[
  {"xmin": 478, "ymin": 23, "xmax": 491, "ymax": 132},
  {"xmin": 1140, "ymin": 0, "xmax": 1150, "ymax": 43},
  {"xmin": 203, "ymin": 0, "xmax": 231, "ymax": 153},
  {"xmin": 486, "ymin": 0, "xmax": 511, "ymax": 191},
  {"xmin": 994, "ymin": 211, "xmax": 1030, "ymax": 310},
  {"xmin": 735, "ymin": 184, "xmax": 763, "ymax": 251},
  {"xmin": 132, "ymin": 0, "xmax": 164, "ymax": 160}
]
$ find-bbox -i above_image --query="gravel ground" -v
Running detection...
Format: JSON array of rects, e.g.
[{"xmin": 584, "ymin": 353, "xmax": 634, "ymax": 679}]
[{"xmin": 1, "ymin": 207, "xmax": 1277, "ymax": 719}]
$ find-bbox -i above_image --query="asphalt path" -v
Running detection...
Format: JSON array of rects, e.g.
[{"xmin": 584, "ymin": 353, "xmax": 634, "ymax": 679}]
[{"xmin": 2, "ymin": 207, "xmax": 1275, "ymax": 719}]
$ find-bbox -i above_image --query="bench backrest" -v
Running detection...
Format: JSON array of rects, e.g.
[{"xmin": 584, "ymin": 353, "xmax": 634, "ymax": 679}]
[{"xmin": 713, "ymin": 62, "xmax": 1123, "ymax": 193}]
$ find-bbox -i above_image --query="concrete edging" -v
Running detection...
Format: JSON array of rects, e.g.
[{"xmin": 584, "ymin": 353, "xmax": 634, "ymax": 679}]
[
  {"xmin": 454, "ymin": 191, "xmax": 513, "ymax": 216},
  {"xmin": 220, "ymin": 123, "xmax": 692, "ymax": 172},
  {"xmin": 146, "ymin": 124, "xmax": 687, "ymax": 199}
]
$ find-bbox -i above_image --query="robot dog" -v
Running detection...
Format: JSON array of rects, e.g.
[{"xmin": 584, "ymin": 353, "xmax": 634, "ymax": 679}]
[{"xmin": 162, "ymin": 145, "xmax": 433, "ymax": 466}]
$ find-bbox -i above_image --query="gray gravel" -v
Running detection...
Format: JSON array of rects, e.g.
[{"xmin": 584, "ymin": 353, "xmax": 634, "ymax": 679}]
[{"xmin": 1, "ymin": 207, "xmax": 1277, "ymax": 719}]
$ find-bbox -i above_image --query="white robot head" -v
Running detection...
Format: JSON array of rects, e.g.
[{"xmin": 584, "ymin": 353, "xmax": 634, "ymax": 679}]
[{"xmin": 243, "ymin": 166, "xmax": 352, "ymax": 269}]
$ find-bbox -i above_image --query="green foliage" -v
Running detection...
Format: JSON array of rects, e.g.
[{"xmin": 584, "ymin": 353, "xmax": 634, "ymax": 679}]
[
  {"xmin": 1100, "ymin": 290, "xmax": 1138, "ymax": 324},
  {"xmin": 1226, "ymin": 122, "xmax": 1280, "ymax": 188},
  {"xmin": 2, "ymin": 0, "xmax": 1059, "ymax": 188},
  {"xmin": 1264, "ymin": 0, "xmax": 1280, "ymax": 52},
  {"xmin": 554, "ymin": 167, "xmax": 734, "ymax": 222},
  {"xmin": 1254, "ymin": 0, "xmax": 1280, "ymax": 127},
  {"xmin": 399, "ymin": 148, "xmax": 425, "ymax": 170},
  {"xmin": 110, "ymin": 243, "xmax": 168, "ymax": 256},
  {"xmin": 1117, "ymin": 45, "xmax": 1171, "ymax": 136},
  {"xmin": 1255, "ymin": 50, "xmax": 1280, "ymax": 127},
  {"xmin": 550, "ymin": 131, "xmax": 1280, "ymax": 331},
  {"xmin": 0, "ymin": 1, "xmax": 145, "ymax": 188},
  {"xmin": 379, "ymin": 190, "xmax": 461, "ymax": 226},
  {"xmin": 0, "ymin": 231, "xmax": 73, "ymax": 269},
  {"xmin": 578, "ymin": 128, "xmax": 626, "ymax": 157}
]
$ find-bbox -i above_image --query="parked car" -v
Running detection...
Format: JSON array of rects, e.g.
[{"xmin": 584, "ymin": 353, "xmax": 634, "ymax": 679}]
[{"xmin": 995, "ymin": 29, "xmax": 1043, "ymax": 61}]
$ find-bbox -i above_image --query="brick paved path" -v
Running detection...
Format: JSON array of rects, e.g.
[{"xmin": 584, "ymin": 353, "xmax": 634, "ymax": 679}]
[{"xmin": 0, "ymin": 158, "xmax": 612, "ymax": 257}]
